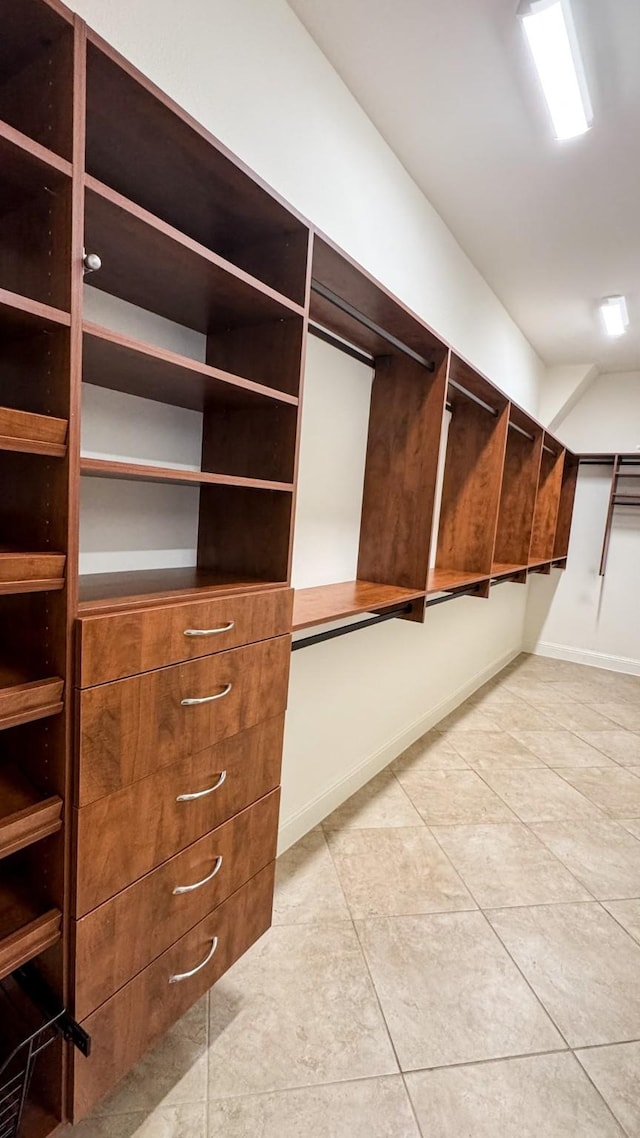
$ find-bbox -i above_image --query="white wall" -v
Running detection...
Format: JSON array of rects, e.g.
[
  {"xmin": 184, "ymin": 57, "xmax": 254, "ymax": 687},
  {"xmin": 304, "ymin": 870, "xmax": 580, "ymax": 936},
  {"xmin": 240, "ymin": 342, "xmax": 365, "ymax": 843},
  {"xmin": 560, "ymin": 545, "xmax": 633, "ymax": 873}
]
[
  {"xmin": 68, "ymin": 0, "xmax": 545, "ymax": 848},
  {"xmin": 526, "ymin": 371, "xmax": 640, "ymax": 674}
]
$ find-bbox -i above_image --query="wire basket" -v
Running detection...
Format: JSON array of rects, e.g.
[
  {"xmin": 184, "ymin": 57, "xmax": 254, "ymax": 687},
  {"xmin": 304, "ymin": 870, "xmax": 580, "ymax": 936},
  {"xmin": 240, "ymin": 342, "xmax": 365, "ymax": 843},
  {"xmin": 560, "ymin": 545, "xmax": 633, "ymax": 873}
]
[{"xmin": 0, "ymin": 976, "xmax": 64, "ymax": 1138}]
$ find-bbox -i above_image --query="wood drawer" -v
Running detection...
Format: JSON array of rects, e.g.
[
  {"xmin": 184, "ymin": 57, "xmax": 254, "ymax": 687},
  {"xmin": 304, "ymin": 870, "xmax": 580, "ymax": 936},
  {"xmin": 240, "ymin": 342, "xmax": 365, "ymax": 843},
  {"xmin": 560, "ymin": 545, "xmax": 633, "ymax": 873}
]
[
  {"xmin": 76, "ymin": 587, "xmax": 293, "ymax": 686},
  {"xmin": 77, "ymin": 635, "xmax": 290, "ymax": 800},
  {"xmin": 74, "ymin": 715, "xmax": 284, "ymax": 910},
  {"xmin": 73, "ymin": 789, "xmax": 279, "ymax": 1018},
  {"xmin": 71, "ymin": 861, "xmax": 275, "ymax": 1122}
]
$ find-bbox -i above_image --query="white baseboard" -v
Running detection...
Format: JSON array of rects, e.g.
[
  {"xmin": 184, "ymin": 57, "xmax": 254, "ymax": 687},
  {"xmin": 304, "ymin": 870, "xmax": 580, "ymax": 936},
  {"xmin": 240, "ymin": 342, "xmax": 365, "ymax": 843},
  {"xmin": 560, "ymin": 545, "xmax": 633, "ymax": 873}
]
[
  {"xmin": 529, "ymin": 640, "xmax": 640, "ymax": 677},
  {"xmin": 277, "ymin": 646, "xmax": 520, "ymax": 854}
]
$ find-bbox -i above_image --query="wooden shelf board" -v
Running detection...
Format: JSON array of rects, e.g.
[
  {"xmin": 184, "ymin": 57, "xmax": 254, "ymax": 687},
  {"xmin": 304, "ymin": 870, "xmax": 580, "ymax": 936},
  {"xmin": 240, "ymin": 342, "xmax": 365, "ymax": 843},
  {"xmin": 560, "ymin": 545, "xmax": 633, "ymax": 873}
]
[
  {"xmin": 80, "ymin": 456, "xmax": 293, "ymax": 493},
  {"xmin": 0, "ymin": 880, "xmax": 61, "ymax": 982},
  {"xmin": 0, "ymin": 765, "xmax": 62, "ymax": 860},
  {"xmin": 0, "ymin": 551, "xmax": 66, "ymax": 595},
  {"xmin": 0, "ymin": 406, "xmax": 68, "ymax": 458},
  {"xmin": 292, "ymin": 580, "xmax": 425, "ymax": 631},
  {"xmin": 0, "ymin": 119, "xmax": 72, "ymax": 210},
  {"xmin": 85, "ymin": 177, "xmax": 304, "ymax": 334},
  {"xmin": 528, "ymin": 559, "xmax": 553, "ymax": 569},
  {"xmin": 427, "ymin": 568, "xmax": 490, "ymax": 594},
  {"xmin": 0, "ymin": 669, "xmax": 64, "ymax": 732},
  {"xmin": 83, "ymin": 322, "xmax": 298, "ymax": 411},
  {"xmin": 490, "ymin": 562, "xmax": 528, "ymax": 579},
  {"xmin": 78, "ymin": 567, "xmax": 288, "ymax": 613},
  {"xmin": 0, "ymin": 287, "xmax": 70, "ymax": 332}
]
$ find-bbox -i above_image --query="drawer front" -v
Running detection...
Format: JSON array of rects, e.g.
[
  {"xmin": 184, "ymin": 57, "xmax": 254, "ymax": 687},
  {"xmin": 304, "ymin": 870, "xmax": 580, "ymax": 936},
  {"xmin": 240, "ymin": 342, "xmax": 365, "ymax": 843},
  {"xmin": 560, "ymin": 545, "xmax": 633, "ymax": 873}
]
[
  {"xmin": 76, "ymin": 587, "xmax": 293, "ymax": 686},
  {"xmin": 71, "ymin": 862, "xmax": 275, "ymax": 1122},
  {"xmin": 78, "ymin": 635, "xmax": 290, "ymax": 799},
  {"xmin": 73, "ymin": 789, "xmax": 279, "ymax": 1018},
  {"xmin": 75, "ymin": 715, "xmax": 284, "ymax": 909}
]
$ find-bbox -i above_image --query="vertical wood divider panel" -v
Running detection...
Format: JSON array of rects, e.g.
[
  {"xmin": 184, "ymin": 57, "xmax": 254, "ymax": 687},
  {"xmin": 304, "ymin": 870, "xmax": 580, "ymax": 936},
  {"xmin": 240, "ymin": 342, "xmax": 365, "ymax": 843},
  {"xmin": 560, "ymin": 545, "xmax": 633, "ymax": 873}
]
[
  {"xmin": 493, "ymin": 410, "xmax": 543, "ymax": 569},
  {"xmin": 357, "ymin": 350, "xmax": 448, "ymax": 609},
  {"xmin": 553, "ymin": 450, "xmax": 578, "ymax": 559},
  {"xmin": 529, "ymin": 438, "xmax": 565, "ymax": 563}
]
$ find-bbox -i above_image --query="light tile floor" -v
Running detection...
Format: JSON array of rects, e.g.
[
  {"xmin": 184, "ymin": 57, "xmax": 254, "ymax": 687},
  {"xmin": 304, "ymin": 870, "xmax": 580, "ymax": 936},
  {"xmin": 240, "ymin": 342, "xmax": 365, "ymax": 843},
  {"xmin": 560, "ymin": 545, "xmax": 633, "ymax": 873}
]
[{"xmin": 74, "ymin": 653, "xmax": 640, "ymax": 1136}]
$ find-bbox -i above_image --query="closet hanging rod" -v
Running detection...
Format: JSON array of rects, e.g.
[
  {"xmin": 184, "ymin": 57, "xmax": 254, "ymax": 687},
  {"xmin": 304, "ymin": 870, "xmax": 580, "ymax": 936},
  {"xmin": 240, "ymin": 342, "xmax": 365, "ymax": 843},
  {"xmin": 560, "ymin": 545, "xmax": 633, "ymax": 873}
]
[
  {"xmin": 310, "ymin": 280, "xmax": 436, "ymax": 373},
  {"xmin": 542, "ymin": 444, "xmax": 556, "ymax": 455},
  {"xmin": 447, "ymin": 378, "xmax": 498, "ymax": 418},
  {"xmin": 292, "ymin": 603, "xmax": 413, "ymax": 651},
  {"xmin": 308, "ymin": 321, "xmax": 376, "ymax": 368},
  {"xmin": 292, "ymin": 576, "xmax": 502, "ymax": 651},
  {"xmin": 508, "ymin": 420, "xmax": 535, "ymax": 443}
]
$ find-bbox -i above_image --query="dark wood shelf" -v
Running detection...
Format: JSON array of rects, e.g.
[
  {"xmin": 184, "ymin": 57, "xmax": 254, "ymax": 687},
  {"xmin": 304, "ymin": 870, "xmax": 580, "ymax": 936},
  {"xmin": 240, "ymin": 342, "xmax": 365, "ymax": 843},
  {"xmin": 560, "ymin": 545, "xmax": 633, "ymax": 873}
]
[
  {"xmin": 0, "ymin": 668, "xmax": 64, "ymax": 732},
  {"xmin": 0, "ymin": 551, "xmax": 66, "ymax": 595},
  {"xmin": 0, "ymin": 878, "xmax": 61, "ymax": 982},
  {"xmin": 0, "ymin": 764, "xmax": 62, "ymax": 860},
  {"xmin": 0, "ymin": 406, "xmax": 67, "ymax": 457},
  {"xmin": 0, "ymin": 286, "xmax": 70, "ymax": 331},
  {"xmin": 83, "ymin": 323, "xmax": 299, "ymax": 411},
  {"xmin": 292, "ymin": 580, "xmax": 425, "ymax": 631},
  {"xmin": 0, "ymin": 118, "xmax": 72, "ymax": 195},
  {"xmin": 78, "ymin": 567, "xmax": 287, "ymax": 613},
  {"xmin": 491, "ymin": 562, "xmax": 528, "ymax": 579},
  {"xmin": 427, "ymin": 568, "xmax": 490, "ymax": 594},
  {"xmin": 84, "ymin": 177, "xmax": 305, "ymax": 334},
  {"xmin": 80, "ymin": 456, "xmax": 294, "ymax": 493},
  {"xmin": 489, "ymin": 559, "xmax": 526, "ymax": 578}
]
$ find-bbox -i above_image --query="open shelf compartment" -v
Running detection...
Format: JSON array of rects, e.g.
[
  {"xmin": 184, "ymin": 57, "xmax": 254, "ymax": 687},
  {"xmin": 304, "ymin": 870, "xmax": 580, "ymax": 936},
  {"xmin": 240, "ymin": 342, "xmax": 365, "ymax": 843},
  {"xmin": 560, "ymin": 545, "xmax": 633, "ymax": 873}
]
[
  {"xmin": 434, "ymin": 355, "xmax": 510, "ymax": 599},
  {"xmin": 85, "ymin": 35, "xmax": 309, "ymax": 306},
  {"xmin": 0, "ymin": 0, "xmax": 74, "ymax": 160}
]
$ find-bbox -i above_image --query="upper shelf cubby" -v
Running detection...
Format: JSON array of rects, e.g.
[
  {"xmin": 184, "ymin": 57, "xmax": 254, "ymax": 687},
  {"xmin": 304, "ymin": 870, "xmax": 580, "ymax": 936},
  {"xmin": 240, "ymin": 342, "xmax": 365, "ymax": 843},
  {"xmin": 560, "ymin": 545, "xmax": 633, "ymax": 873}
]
[
  {"xmin": 84, "ymin": 38, "xmax": 310, "ymax": 307},
  {"xmin": 0, "ymin": 0, "xmax": 74, "ymax": 160}
]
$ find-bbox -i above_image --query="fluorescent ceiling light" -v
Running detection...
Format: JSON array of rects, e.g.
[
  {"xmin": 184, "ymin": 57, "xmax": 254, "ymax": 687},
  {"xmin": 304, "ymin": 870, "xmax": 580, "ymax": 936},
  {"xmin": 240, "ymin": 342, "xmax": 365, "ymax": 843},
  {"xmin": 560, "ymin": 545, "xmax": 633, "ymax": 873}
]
[
  {"xmin": 600, "ymin": 296, "xmax": 629, "ymax": 337},
  {"xmin": 519, "ymin": 0, "xmax": 593, "ymax": 140}
]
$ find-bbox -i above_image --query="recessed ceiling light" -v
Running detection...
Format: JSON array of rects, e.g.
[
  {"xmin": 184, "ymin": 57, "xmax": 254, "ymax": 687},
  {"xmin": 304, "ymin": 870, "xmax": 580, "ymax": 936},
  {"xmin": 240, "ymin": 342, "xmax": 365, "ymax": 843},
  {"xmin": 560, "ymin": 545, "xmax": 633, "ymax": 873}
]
[
  {"xmin": 518, "ymin": 0, "xmax": 593, "ymax": 141},
  {"xmin": 600, "ymin": 296, "xmax": 629, "ymax": 338}
]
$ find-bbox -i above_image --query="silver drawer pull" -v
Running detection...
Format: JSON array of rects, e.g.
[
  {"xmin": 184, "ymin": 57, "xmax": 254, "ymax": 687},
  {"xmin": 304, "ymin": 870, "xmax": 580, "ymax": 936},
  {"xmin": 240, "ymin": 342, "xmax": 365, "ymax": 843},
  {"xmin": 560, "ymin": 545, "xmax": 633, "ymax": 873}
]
[
  {"xmin": 169, "ymin": 936, "xmax": 218, "ymax": 983},
  {"xmin": 176, "ymin": 770, "xmax": 227, "ymax": 802},
  {"xmin": 173, "ymin": 856, "xmax": 223, "ymax": 895},
  {"xmin": 184, "ymin": 622, "xmax": 234, "ymax": 638},
  {"xmin": 181, "ymin": 682, "xmax": 232, "ymax": 707}
]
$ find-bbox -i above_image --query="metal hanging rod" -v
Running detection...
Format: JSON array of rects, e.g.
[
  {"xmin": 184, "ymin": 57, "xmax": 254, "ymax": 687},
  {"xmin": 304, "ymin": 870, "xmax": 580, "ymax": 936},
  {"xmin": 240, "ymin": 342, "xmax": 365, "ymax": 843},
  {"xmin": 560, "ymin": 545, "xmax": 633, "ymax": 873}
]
[
  {"xmin": 509, "ymin": 420, "xmax": 535, "ymax": 443},
  {"xmin": 448, "ymin": 378, "xmax": 498, "ymax": 418},
  {"xmin": 292, "ymin": 577, "xmax": 502, "ymax": 651},
  {"xmin": 292, "ymin": 604, "xmax": 413, "ymax": 651},
  {"xmin": 310, "ymin": 280, "xmax": 436, "ymax": 373},
  {"xmin": 308, "ymin": 321, "xmax": 376, "ymax": 368},
  {"xmin": 542, "ymin": 444, "xmax": 556, "ymax": 455}
]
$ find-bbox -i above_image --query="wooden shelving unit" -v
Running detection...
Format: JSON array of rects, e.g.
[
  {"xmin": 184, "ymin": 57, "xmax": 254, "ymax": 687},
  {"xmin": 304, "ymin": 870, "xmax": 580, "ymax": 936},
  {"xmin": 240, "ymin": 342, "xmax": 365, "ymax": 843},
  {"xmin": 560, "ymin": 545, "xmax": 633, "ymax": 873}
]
[{"xmin": 0, "ymin": 1, "xmax": 580, "ymax": 1131}]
